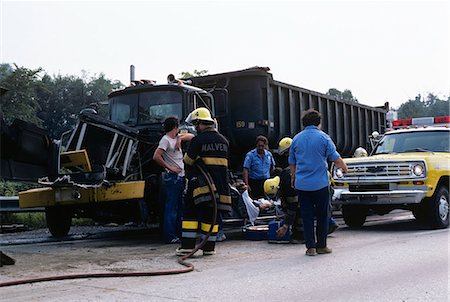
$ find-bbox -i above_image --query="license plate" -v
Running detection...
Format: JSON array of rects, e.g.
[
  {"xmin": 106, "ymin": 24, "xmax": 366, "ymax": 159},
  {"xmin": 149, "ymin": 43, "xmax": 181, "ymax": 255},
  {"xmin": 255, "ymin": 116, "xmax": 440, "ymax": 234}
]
[{"xmin": 358, "ymin": 196, "xmax": 377, "ymax": 203}]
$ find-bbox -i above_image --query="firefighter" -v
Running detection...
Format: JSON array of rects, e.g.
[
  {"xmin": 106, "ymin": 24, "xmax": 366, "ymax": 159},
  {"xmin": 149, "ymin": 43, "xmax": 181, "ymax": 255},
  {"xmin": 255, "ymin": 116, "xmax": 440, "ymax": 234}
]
[
  {"xmin": 176, "ymin": 107, "xmax": 231, "ymax": 256},
  {"xmin": 267, "ymin": 138, "xmax": 305, "ymax": 243}
]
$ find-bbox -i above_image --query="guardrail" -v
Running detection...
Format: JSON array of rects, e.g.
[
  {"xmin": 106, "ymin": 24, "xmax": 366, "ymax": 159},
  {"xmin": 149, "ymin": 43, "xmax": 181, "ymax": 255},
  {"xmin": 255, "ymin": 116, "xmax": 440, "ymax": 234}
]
[{"xmin": 0, "ymin": 196, "xmax": 44, "ymax": 213}]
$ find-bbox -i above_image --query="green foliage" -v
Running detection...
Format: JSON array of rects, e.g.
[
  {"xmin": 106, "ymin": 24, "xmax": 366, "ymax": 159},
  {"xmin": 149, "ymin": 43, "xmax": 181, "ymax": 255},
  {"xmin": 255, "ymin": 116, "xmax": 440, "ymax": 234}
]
[
  {"xmin": 327, "ymin": 88, "xmax": 358, "ymax": 103},
  {"xmin": 0, "ymin": 63, "xmax": 124, "ymax": 138},
  {"xmin": 0, "ymin": 181, "xmax": 39, "ymax": 196},
  {"xmin": 397, "ymin": 93, "xmax": 449, "ymax": 119},
  {"xmin": 5, "ymin": 212, "xmax": 47, "ymax": 228},
  {"xmin": 0, "ymin": 63, "xmax": 44, "ymax": 126},
  {"xmin": 180, "ymin": 69, "xmax": 208, "ymax": 79}
]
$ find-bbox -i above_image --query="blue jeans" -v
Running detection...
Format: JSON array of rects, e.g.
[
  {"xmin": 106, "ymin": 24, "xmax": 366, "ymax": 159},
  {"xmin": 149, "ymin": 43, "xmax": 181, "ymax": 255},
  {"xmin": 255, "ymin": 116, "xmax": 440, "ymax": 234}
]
[
  {"xmin": 163, "ymin": 172, "xmax": 184, "ymax": 243},
  {"xmin": 298, "ymin": 186, "xmax": 330, "ymax": 249}
]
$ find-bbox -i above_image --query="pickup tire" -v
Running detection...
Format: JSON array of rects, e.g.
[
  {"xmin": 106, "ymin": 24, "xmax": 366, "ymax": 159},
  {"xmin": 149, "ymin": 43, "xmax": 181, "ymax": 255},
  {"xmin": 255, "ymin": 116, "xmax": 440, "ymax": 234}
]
[
  {"xmin": 45, "ymin": 206, "xmax": 72, "ymax": 237},
  {"xmin": 342, "ymin": 205, "xmax": 368, "ymax": 228},
  {"xmin": 426, "ymin": 185, "xmax": 449, "ymax": 229},
  {"xmin": 412, "ymin": 204, "xmax": 427, "ymax": 223}
]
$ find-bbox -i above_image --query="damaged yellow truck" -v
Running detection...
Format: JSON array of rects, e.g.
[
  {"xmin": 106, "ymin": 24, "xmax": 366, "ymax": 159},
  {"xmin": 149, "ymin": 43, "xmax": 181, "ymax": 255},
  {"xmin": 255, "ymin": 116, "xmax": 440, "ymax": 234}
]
[{"xmin": 332, "ymin": 125, "xmax": 450, "ymax": 229}]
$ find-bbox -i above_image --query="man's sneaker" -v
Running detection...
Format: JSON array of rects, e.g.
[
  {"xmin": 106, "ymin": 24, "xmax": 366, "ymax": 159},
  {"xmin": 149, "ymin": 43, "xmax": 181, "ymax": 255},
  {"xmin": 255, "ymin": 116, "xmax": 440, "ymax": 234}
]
[
  {"xmin": 328, "ymin": 223, "xmax": 339, "ymax": 235},
  {"xmin": 305, "ymin": 248, "xmax": 317, "ymax": 256},
  {"xmin": 317, "ymin": 247, "xmax": 332, "ymax": 254},
  {"xmin": 175, "ymin": 248, "xmax": 194, "ymax": 256},
  {"xmin": 216, "ymin": 232, "xmax": 227, "ymax": 242},
  {"xmin": 203, "ymin": 250, "xmax": 216, "ymax": 256}
]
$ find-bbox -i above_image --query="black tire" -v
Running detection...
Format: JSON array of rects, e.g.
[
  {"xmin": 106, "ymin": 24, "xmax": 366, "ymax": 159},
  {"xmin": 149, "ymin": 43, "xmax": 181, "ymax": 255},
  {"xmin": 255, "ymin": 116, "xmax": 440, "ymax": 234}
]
[
  {"xmin": 412, "ymin": 204, "xmax": 427, "ymax": 223},
  {"xmin": 342, "ymin": 205, "xmax": 368, "ymax": 228},
  {"xmin": 45, "ymin": 206, "xmax": 72, "ymax": 237},
  {"xmin": 426, "ymin": 185, "xmax": 449, "ymax": 229}
]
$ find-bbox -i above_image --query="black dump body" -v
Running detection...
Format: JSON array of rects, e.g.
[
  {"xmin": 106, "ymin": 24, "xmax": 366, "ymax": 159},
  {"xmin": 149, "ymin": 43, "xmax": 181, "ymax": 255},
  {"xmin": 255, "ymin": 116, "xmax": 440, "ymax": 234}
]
[{"xmin": 190, "ymin": 67, "xmax": 388, "ymax": 169}]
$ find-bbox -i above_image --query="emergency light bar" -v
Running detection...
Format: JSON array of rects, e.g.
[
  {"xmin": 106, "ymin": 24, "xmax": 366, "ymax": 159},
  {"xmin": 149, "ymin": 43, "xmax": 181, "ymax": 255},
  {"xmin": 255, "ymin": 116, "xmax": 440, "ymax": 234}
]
[{"xmin": 392, "ymin": 116, "xmax": 450, "ymax": 128}]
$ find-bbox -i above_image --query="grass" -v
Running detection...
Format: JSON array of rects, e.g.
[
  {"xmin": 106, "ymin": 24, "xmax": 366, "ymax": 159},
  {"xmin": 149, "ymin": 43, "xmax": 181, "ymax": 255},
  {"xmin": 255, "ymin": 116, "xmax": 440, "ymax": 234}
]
[{"xmin": 1, "ymin": 212, "xmax": 95, "ymax": 229}]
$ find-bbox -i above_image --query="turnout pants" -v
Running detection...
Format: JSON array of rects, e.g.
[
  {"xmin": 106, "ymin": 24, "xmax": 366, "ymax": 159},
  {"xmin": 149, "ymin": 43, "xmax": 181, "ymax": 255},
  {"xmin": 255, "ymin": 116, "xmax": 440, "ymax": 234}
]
[{"xmin": 181, "ymin": 193, "xmax": 218, "ymax": 253}]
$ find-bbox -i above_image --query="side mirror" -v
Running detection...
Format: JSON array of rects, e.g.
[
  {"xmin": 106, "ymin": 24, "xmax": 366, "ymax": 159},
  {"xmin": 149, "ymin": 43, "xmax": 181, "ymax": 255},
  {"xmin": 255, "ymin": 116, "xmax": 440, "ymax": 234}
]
[
  {"xmin": 368, "ymin": 131, "xmax": 382, "ymax": 150},
  {"xmin": 371, "ymin": 131, "xmax": 380, "ymax": 139}
]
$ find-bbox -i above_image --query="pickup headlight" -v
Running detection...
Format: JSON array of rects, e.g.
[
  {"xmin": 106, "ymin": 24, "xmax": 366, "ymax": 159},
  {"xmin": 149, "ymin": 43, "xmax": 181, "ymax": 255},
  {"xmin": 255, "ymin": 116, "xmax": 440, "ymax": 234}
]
[
  {"xmin": 412, "ymin": 164, "xmax": 425, "ymax": 177},
  {"xmin": 335, "ymin": 167, "xmax": 344, "ymax": 178}
]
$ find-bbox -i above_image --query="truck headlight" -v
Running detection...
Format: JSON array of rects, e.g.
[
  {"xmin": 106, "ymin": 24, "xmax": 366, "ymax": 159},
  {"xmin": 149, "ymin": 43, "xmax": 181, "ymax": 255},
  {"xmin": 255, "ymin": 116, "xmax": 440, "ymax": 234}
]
[
  {"xmin": 412, "ymin": 164, "xmax": 424, "ymax": 177},
  {"xmin": 335, "ymin": 167, "xmax": 344, "ymax": 178}
]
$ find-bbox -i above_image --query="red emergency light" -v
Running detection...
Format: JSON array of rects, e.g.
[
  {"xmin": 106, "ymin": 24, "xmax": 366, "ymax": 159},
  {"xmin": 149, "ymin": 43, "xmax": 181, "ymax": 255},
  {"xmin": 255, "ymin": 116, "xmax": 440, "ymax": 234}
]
[
  {"xmin": 434, "ymin": 116, "xmax": 450, "ymax": 124},
  {"xmin": 392, "ymin": 118, "xmax": 412, "ymax": 127}
]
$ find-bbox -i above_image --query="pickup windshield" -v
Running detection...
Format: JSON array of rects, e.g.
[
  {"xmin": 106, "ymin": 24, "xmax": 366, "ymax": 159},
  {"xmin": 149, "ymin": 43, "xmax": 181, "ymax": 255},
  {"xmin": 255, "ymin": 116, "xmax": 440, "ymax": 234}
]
[
  {"xmin": 110, "ymin": 90, "xmax": 182, "ymax": 126},
  {"xmin": 373, "ymin": 130, "xmax": 450, "ymax": 154}
]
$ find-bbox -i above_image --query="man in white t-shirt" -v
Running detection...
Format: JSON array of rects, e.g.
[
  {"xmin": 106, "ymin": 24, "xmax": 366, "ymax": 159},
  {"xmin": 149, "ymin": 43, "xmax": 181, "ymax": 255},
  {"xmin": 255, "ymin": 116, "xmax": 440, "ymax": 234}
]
[{"xmin": 153, "ymin": 117, "xmax": 193, "ymax": 243}]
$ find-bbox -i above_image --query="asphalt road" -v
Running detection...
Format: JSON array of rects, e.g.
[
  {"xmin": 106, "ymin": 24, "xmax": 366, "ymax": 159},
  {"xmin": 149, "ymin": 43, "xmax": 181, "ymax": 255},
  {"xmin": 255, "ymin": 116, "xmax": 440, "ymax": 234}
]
[{"xmin": 0, "ymin": 211, "xmax": 448, "ymax": 301}]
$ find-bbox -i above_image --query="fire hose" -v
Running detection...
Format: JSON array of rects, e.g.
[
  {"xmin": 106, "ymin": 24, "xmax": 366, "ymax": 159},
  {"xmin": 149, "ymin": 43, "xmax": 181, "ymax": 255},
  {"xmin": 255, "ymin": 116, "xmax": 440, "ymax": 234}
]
[{"xmin": 0, "ymin": 163, "xmax": 218, "ymax": 288}]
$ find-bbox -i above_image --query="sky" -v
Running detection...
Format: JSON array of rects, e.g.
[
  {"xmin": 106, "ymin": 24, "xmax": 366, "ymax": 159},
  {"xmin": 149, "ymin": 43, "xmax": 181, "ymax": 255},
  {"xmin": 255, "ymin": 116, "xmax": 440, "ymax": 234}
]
[{"xmin": 1, "ymin": 0, "xmax": 449, "ymax": 109}]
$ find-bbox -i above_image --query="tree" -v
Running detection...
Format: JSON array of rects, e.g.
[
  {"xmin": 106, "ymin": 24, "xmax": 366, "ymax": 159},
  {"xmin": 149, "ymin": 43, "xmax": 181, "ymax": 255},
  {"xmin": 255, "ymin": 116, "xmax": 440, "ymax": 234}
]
[
  {"xmin": 397, "ymin": 93, "xmax": 449, "ymax": 119},
  {"xmin": 85, "ymin": 73, "xmax": 124, "ymax": 119},
  {"xmin": 1, "ymin": 62, "xmax": 125, "ymax": 138},
  {"xmin": 180, "ymin": 69, "xmax": 208, "ymax": 79},
  {"xmin": 0, "ymin": 64, "xmax": 44, "ymax": 126},
  {"xmin": 36, "ymin": 72, "xmax": 125, "ymax": 138},
  {"xmin": 36, "ymin": 74, "xmax": 86, "ymax": 138},
  {"xmin": 326, "ymin": 88, "xmax": 358, "ymax": 103}
]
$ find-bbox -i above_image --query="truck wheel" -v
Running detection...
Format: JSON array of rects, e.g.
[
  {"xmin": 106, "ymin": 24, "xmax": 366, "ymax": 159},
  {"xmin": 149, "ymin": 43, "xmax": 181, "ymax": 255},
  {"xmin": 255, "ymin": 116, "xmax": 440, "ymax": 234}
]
[
  {"xmin": 426, "ymin": 185, "xmax": 449, "ymax": 229},
  {"xmin": 412, "ymin": 205, "xmax": 427, "ymax": 223},
  {"xmin": 45, "ymin": 206, "xmax": 72, "ymax": 237},
  {"xmin": 342, "ymin": 205, "xmax": 367, "ymax": 228}
]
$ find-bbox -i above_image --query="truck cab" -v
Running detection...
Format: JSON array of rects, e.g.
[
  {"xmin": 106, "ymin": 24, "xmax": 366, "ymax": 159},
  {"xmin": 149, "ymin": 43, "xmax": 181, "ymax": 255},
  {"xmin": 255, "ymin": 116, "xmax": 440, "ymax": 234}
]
[
  {"xmin": 108, "ymin": 82, "xmax": 214, "ymax": 130},
  {"xmin": 332, "ymin": 118, "xmax": 450, "ymax": 229}
]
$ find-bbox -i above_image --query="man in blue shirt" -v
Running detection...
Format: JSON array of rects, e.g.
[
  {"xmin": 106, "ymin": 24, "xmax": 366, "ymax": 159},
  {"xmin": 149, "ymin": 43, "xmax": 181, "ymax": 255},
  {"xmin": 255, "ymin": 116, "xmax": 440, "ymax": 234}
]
[
  {"xmin": 243, "ymin": 135, "xmax": 276, "ymax": 199},
  {"xmin": 289, "ymin": 109, "xmax": 348, "ymax": 256}
]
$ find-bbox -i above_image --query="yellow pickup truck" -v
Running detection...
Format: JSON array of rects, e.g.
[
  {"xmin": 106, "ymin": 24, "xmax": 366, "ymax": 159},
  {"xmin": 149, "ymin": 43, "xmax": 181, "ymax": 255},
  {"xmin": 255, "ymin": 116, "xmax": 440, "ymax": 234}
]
[{"xmin": 332, "ymin": 126, "xmax": 449, "ymax": 229}]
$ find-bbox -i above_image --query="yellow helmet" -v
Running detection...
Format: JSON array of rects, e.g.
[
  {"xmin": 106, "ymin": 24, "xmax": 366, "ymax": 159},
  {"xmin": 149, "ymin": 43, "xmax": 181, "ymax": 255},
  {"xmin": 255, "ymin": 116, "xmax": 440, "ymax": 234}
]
[
  {"xmin": 264, "ymin": 176, "xmax": 280, "ymax": 195},
  {"xmin": 278, "ymin": 137, "xmax": 292, "ymax": 155},
  {"xmin": 185, "ymin": 107, "xmax": 215, "ymax": 124}
]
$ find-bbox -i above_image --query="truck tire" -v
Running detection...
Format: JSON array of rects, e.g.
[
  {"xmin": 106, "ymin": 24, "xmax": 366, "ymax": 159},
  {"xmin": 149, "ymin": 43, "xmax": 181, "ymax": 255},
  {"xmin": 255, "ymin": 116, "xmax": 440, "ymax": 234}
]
[
  {"xmin": 426, "ymin": 185, "xmax": 449, "ymax": 229},
  {"xmin": 342, "ymin": 205, "xmax": 368, "ymax": 228},
  {"xmin": 45, "ymin": 206, "xmax": 72, "ymax": 237},
  {"xmin": 412, "ymin": 204, "xmax": 427, "ymax": 223}
]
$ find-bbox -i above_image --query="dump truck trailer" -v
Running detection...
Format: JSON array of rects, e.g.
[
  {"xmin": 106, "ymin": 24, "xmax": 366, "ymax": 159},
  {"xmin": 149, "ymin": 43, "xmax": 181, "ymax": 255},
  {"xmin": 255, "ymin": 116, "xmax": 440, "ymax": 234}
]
[
  {"xmin": 1, "ymin": 67, "xmax": 388, "ymax": 236},
  {"xmin": 189, "ymin": 67, "xmax": 388, "ymax": 168}
]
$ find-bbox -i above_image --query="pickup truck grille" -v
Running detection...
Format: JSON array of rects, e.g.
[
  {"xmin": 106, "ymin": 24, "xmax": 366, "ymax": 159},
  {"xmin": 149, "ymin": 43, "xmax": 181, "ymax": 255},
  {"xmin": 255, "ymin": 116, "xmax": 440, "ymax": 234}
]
[{"xmin": 337, "ymin": 161, "xmax": 427, "ymax": 182}]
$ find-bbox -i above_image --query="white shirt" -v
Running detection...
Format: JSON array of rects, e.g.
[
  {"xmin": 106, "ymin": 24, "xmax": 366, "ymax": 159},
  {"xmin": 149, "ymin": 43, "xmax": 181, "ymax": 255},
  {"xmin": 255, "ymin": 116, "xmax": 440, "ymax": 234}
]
[{"xmin": 157, "ymin": 134, "xmax": 185, "ymax": 177}]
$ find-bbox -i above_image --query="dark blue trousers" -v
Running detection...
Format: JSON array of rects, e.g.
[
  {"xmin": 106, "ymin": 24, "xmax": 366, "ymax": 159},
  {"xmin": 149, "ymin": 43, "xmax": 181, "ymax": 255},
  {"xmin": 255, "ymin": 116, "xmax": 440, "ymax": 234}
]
[{"xmin": 298, "ymin": 186, "xmax": 330, "ymax": 249}]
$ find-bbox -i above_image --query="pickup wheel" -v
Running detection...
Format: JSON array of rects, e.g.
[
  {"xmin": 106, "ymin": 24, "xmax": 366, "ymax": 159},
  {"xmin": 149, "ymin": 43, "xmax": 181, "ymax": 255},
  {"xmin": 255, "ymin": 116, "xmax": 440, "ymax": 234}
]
[
  {"xmin": 426, "ymin": 185, "xmax": 449, "ymax": 229},
  {"xmin": 45, "ymin": 206, "xmax": 72, "ymax": 237},
  {"xmin": 342, "ymin": 205, "xmax": 368, "ymax": 228},
  {"xmin": 412, "ymin": 207, "xmax": 427, "ymax": 223}
]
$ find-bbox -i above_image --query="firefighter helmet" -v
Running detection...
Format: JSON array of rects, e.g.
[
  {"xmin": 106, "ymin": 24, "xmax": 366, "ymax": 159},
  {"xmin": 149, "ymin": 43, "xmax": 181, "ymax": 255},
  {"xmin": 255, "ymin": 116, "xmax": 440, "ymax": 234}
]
[
  {"xmin": 185, "ymin": 107, "xmax": 215, "ymax": 124},
  {"xmin": 354, "ymin": 147, "xmax": 368, "ymax": 157},
  {"xmin": 278, "ymin": 137, "xmax": 292, "ymax": 155},
  {"xmin": 264, "ymin": 176, "xmax": 280, "ymax": 196}
]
